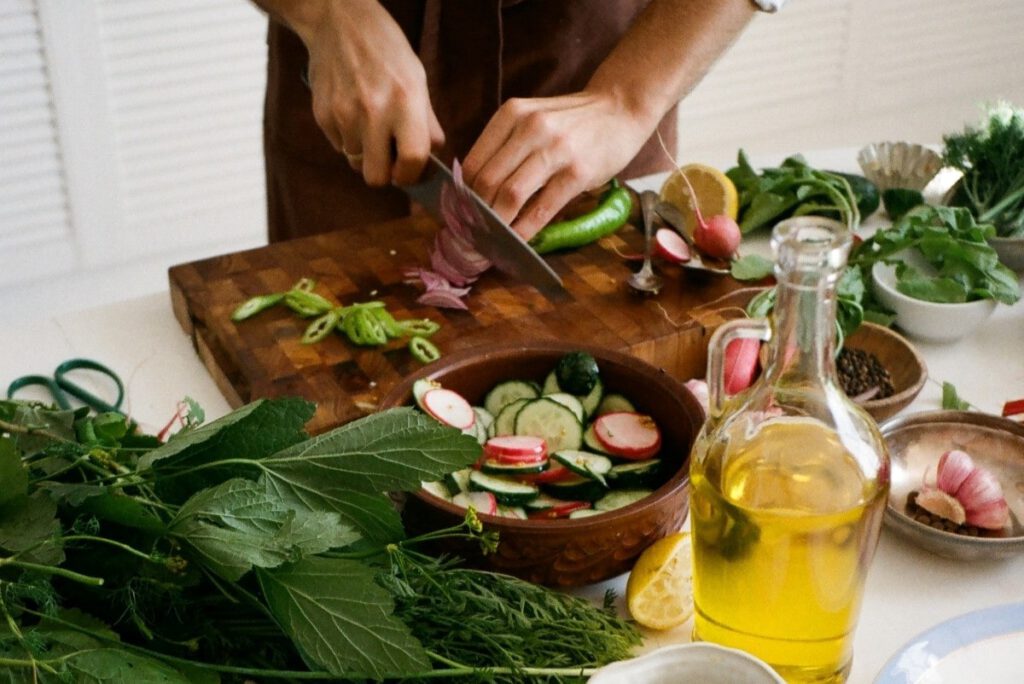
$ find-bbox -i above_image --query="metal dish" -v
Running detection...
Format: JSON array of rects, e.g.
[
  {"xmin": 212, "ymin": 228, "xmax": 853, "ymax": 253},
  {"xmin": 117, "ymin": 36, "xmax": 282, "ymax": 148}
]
[
  {"xmin": 880, "ymin": 410, "xmax": 1024, "ymax": 560},
  {"xmin": 989, "ymin": 234, "xmax": 1024, "ymax": 272},
  {"xmin": 589, "ymin": 643, "xmax": 785, "ymax": 684}
]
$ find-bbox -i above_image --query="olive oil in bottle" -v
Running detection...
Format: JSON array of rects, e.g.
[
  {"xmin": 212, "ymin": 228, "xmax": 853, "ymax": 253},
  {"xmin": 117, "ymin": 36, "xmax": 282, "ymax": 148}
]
[{"xmin": 689, "ymin": 218, "xmax": 889, "ymax": 683}]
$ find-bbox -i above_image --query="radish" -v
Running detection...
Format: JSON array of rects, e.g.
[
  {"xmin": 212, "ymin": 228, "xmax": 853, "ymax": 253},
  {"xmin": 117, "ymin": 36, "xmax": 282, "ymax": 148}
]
[
  {"xmin": 677, "ymin": 169, "xmax": 742, "ymax": 260},
  {"xmin": 724, "ymin": 338, "xmax": 760, "ymax": 395},
  {"xmin": 683, "ymin": 378, "xmax": 709, "ymax": 418},
  {"xmin": 592, "ymin": 412, "xmax": 661, "ymax": 460},
  {"xmin": 655, "ymin": 228, "xmax": 691, "ymax": 263},
  {"xmin": 421, "ymin": 388, "xmax": 476, "ymax": 429},
  {"xmin": 527, "ymin": 500, "xmax": 591, "ymax": 519},
  {"xmin": 452, "ymin": 491, "xmax": 498, "ymax": 515},
  {"xmin": 484, "ymin": 435, "xmax": 547, "ymax": 464},
  {"xmin": 522, "ymin": 460, "xmax": 575, "ymax": 484}
]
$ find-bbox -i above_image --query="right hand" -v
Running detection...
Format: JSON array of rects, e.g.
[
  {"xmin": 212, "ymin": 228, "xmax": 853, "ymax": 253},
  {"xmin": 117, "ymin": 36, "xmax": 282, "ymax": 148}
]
[{"xmin": 299, "ymin": 0, "xmax": 444, "ymax": 186}]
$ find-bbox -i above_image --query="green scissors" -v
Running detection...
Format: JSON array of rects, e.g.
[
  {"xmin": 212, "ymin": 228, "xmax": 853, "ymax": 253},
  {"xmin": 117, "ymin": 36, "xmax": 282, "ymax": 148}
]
[{"xmin": 6, "ymin": 358, "xmax": 125, "ymax": 415}]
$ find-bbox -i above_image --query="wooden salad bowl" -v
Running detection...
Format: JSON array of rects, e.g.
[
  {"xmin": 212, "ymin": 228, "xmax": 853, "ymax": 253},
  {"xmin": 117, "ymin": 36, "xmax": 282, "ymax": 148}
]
[{"xmin": 380, "ymin": 340, "xmax": 705, "ymax": 587}]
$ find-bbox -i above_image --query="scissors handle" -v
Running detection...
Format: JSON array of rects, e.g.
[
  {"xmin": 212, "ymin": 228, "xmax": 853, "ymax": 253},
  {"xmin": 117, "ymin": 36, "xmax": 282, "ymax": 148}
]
[
  {"xmin": 6, "ymin": 375, "xmax": 72, "ymax": 410},
  {"xmin": 54, "ymin": 358, "xmax": 125, "ymax": 414}
]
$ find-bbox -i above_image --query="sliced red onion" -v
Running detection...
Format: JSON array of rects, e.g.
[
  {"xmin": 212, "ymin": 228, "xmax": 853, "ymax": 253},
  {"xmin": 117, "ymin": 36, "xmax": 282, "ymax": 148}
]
[
  {"xmin": 430, "ymin": 243, "xmax": 477, "ymax": 287},
  {"xmin": 436, "ymin": 229, "xmax": 490, "ymax": 277},
  {"xmin": 417, "ymin": 289, "xmax": 469, "ymax": 310}
]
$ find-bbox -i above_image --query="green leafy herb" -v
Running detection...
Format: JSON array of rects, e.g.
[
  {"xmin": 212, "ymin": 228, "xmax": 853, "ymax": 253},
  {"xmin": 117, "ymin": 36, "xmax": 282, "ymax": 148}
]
[
  {"xmin": 942, "ymin": 382, "xmax": 972, "ymax": 411},
  {"xmin": 943, "ymin": 101, "xmax": 1024, "ymax": 238},
  {"xmin": 1, "ymin": 397, "xmax": 638, "ymax": 681},
  {"xmin": 730, "ymin": 254, "xmax": 774, "ymax": 282}
]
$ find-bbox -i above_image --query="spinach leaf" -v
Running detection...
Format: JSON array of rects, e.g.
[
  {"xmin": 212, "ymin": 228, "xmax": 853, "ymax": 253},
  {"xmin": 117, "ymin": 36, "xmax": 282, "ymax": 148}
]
[{"xmin": 0, "ymin": 492, "xmax": 63, "ymax": 565}]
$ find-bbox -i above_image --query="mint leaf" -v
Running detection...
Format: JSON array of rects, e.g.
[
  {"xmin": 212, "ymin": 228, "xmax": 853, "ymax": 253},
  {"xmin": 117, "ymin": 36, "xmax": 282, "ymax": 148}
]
[
  {"xmin": 258, "ymin": 557, "xmax": 430, "ymax": 677},
  {"xmin": 730, "ymin": 254, "xmax": 774, "ymax": 281},
  {"xmin": 65, "ymin": 649, "xmax": 193, "ymax": 683},
  {"xmin": 0, "ymin": 438, "xmax": 27, "ymax": 508},
  {"xmin": 942, "ymin": 382, "xmax": 971, "ymax": 410},
  {"xmin": 170, "ymin": 478, "xmax": 358, "ymax": 581},
  {"xmin": 0, "ymin": 492, "xmax": 63, "ymax": 565}
]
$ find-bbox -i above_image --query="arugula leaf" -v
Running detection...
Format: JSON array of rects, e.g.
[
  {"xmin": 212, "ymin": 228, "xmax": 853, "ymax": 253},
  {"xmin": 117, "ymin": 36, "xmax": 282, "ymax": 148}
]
[
  {"xmin": 0, "ymin": 492, "xmax": 63, "ymax": 565},
  {"xmin": 730, "ymin": 254, "xmax": 774, "ymax": 282},
  {"xmin": 258, "ymin": 556, "xmax": 430, "ymax": 678},
  {"xmin": 0, "ymin": 438, "xmax": 27, "ymax": 509},
  {"xmin": 170, "ymin": 478, "xmax": 358, "ymax": 581},
  {"xmin": 942, "ymin": 382, "xmax": 971, "ymax": 410}
]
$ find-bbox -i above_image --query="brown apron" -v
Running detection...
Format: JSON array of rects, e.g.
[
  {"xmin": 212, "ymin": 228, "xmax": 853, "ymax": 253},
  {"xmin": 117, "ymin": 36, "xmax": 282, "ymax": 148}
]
[{"xmin": 264, "ymin": 0, "xmax": 677, "ymax": 242}]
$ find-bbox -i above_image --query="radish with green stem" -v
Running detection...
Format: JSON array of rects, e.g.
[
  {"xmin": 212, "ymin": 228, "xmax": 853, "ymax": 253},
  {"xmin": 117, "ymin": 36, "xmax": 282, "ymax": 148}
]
[{"xmin": 676, "ymin": 169, "xmax": 742, "ymax": 260}]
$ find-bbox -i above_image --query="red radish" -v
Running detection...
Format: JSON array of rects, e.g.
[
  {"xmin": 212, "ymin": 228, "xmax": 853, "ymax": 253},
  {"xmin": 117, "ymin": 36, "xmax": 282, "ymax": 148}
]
[
  {"xmin": 677, "ymin": 169, "xmax": 741, "ymax": 260},
  {"xmin": 452, "ymin": 491, "xmax": 498, "ymax": 515},
  {"xmin": 593, "ymin": 412, "xmax": 661, "ymax": 460},
  {"xmin": 724, "ymin": 338, "xmax": 760, "ymax": 395},
  {"xmin": 421, "ymin": 388, "xmax": 475, "ymax": 429},
  {"xmin": 522, "ymin": 460, "xmax": 575, "ymax": 484},
  {"xmin": 527, "ymin": 500, "xmax": 591, "ymax": 519},
  {"xmin": 484, "ymin": 435, "xmax": 547, "ymax": 460},
  {"xmin": 655, "ymin": 228, "xmax": 691, "ymax": 263}
]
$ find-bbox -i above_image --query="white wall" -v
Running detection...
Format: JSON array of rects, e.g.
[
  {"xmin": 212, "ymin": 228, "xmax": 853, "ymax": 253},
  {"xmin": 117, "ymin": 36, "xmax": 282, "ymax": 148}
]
[{"xmin": 2, "ymin": 0, "xmax": 1023, "ymax": 325}]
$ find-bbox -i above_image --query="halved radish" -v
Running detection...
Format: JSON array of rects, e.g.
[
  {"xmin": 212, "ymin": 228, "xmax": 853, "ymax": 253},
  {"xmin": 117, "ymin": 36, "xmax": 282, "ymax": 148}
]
[
  {"xmin": 593, "ymin": 412, "xmax": 661, "ymax": 460},
  {"xmin": 484, "ymin": 435, "xmax": 547, "ymax": 463},
  {"xmin": 452, "ymin": 491, "xmax": 498, "ymax": 515},
  {"xmin": 422, "ymin": 388, "xmax": 475, "ymax": 429},
  {"xmin": 724, "ymin": 338, "xmax": 760, "ymax": 395},
  {"xmin": 527, "ymin": 500, "xmax": 591, "ymax": 519},
  {"xmin": 655, "ymin": 228, "xmax": 691, "ymax": 264}
]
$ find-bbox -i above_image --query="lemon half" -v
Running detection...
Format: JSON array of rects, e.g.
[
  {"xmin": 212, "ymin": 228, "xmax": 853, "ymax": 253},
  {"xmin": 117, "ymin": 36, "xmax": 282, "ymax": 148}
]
[
  {"xmin": 659, "ymin": 164, "xmax": 739, "ymax": 239},
  {"xmin": 626, "ymin": 531, "xmax": 694, "ymax": 630}
]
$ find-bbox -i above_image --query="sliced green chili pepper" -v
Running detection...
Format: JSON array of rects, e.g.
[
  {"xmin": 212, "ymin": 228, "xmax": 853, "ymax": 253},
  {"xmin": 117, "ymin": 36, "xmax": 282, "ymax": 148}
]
[
  {"xmin": 293, "ymin": 278, "xmax": 316, "ymax": 292},
  {"xmin": 284, "ymin": 290, "xmax": 334, "ymax": 317},
  {"xmin": 231, "ymin": 292, "xmax": 285, "ymax": 321},
  {"xmin": 398, "ymin": 318, "xmax": 441, "ymax": 337},
  {"xmin": 352, "ymin": 308, "xmax": 388, "ymax": 346},
  {"xmin": 409, "ymin": 335, "xmax": 441, "ymax": 364},
  {"xmin": 341, "ymin": 312, "xmax": 365, "ymax": 345},
  {"xmin": 372, "ymin": 308, "xmax": 403, "ymax": 338},
  {"xmin": 301, "ymin": 308, "xmax": 343, "ymax": 344},
  {"xmin": 528, "ymin": 179, "xmax": 632, "ymax": 254}
]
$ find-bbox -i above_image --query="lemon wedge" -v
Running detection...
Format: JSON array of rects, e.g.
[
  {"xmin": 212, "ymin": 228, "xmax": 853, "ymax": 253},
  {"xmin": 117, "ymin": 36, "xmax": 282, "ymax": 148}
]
[
  {"xmin": 626, "ymin": 531, "xmax": 694, "ymax": 630},
  {"xmin": 659, "ymin": 164, "xmax": 739, "ymax": 239}
]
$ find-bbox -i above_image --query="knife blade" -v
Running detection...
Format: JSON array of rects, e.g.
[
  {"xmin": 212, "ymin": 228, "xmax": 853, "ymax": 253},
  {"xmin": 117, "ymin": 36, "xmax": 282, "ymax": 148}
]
[{"xmin": 401, "ymin": 154, "xmax": 566, "ymax": 298}]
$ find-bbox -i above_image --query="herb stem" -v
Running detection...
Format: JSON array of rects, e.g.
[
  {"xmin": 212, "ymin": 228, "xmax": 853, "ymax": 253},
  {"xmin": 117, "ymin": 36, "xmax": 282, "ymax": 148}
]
[
  {"xmin": 0, "ymin": 558, "xmax": 104, "ymax": 586},
  {"xmin": 0, "ymin": 418, "xmax": 72, "ymax": 444},
  {"xmin": 61, "ymin": 534, "xmax": 161, "ymax": 564}
]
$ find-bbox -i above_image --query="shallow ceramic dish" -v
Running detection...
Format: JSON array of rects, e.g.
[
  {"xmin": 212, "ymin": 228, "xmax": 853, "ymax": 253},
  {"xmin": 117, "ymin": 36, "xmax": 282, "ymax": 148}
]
[
  {"xmin": 875, "ymin": 602, "xmax": 1024, "ymax": 683},
  {"xmin": 842, "ymin": 322, "xmax": 927, "ymax": 422},
  {"xmin": 989, "ymin": 234, "xmax": 1024, "ymax": 272},
  {"xmin": 880, "ymin": 410, "xmax": 1024, "ymax": 560},
  {"xmin": 871, "ymin": 260, "xmax": 996, "ymax": 343},
  {"xmin": 589, "ymin": 643, "xmax": 785, "ymax": 684},
  {"xmin": 380, "ymin": 340, "xmax": 704, "ymax": 587}
]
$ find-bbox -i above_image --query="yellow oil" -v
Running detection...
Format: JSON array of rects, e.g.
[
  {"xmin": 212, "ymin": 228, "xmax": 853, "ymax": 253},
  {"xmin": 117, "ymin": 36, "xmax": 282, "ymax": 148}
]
[{"xmin": 690, "ymin": 417, "xmax": 886, "ymax": 683}]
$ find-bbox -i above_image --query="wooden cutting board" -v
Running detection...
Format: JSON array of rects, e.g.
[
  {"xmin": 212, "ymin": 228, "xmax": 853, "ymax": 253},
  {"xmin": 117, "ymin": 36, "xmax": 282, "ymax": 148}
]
[{"xmin": 169, "ymin": 213, "xmax": 754, "ymax": 433}]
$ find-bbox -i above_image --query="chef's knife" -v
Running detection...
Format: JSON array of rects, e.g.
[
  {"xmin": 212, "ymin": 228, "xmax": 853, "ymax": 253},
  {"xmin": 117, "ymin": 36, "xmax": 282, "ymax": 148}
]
[{"xmin": 402, "ymin": 154, "xmax": 566, "ymax": 298}]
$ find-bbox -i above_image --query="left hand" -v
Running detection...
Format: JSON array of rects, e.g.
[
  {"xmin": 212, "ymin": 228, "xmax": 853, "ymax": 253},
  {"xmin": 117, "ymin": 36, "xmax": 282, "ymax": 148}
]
[{"xmin": 461, "ymin": 91, "xmax": 653, "ymax": 241}]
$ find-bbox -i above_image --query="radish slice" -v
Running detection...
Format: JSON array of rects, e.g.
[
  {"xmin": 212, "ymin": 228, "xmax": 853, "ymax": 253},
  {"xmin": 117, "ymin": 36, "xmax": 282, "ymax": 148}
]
[
  {"xmin": 522, "ymin": 460, "xmax": 575, "ymax": 484},
  {"xmin": 528, "ymin": 500, "xmax": 591, "ymax": 519},
  {"xmin": 484, "ymin": 435, "xmax": 547, "ymax": 463},
  {"xmin": 724, "ymin": 338, "xmax": 760, "ymax": 395},
  {"xmin": 655, "ymin": 228, "xmax": 691, "ymax": 263},
  {"xmin": 593, "ymin": 412, "xmax": 661, "ymax": 460},
  {"xmin": 452, "ymin": 491, "xmax": 498, "ymax": 515},
  {"xmin": 421, "ymin": 388, "xmax": 476, "ymax": 429}
]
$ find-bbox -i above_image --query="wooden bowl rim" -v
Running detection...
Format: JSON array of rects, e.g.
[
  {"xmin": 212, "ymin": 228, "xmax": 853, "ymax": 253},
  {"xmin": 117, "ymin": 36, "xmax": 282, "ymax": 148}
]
[
  {"xmin": 845, "ymin": 321, "xmax": 928, "ymax": 413},
  {"xmin": 380, "ymin": 340, "xmax": 701, "ymax": 531}
]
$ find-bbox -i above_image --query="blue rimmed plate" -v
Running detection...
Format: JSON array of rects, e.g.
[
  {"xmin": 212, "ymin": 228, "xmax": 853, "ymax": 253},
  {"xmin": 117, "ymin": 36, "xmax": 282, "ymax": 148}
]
[{"xmin": 875, "ymin": 602, "xmax": 1024, "ymax": 683}]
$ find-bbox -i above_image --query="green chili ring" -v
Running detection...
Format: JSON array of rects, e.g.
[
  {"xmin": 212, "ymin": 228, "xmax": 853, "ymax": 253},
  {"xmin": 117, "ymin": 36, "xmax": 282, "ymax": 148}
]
[
  {"xmin": 528, "ymin": 179, "xmax": 633, "ymax": 255},
  {"xmin": 341, "ymin": 312, "xmax": 366, "ymax": 345},
  {"xmin": 372, "ymin": 308, "xmax": 403, "ymax": 338},
  {"xmin": 353, "ymin": 309, "xmax": 388, "ymax": 346},
  {"xmin": 398, "ymin": 318, "xmax": 440, "ymax": 337},
  {"xmin": 409, "ymin": 336, "xmax": 441, "ymax": 364},
  {"xmin": 301, "ymin": 308, "xmax": 343, "ymax": 344},
  {"xmin": 284, "ymin": 290, "xmax": 334, "ymax": 317},
  {"xmin": 231, "ymin": 293, "xmax": 285, "ymax": 321}
]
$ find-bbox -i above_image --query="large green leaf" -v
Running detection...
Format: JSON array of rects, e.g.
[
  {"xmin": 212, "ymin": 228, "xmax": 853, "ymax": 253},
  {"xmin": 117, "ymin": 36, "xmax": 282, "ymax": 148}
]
[
  {"xmin": 0, "ymin": 402, "xmax": 77, "ymax": 456},
  {"xmin": 170, "ymin": 478, "xmax": 358, "ymax": 581},
  {"xmin": 0, "ymin": 438, "xmax": 27, "ymax": 508},
  {"xmin": 258, "ymin": 557, "xmax": 429, "ymax": 678},
  {"xmin": 261, "ymin": 478, "xmax": 404, "ymax": 545},
  {"xmin": 65, "ymin": 649, "xmax": 194, "ymax": 683},
  {"xmin": 0, "ymin": 492, "xmax": 63, "ymax": 565}
]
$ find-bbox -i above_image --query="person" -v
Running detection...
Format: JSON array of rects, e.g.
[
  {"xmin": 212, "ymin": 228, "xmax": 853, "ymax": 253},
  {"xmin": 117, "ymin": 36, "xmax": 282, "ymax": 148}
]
[{"xmin": 251, "ymin": 0, "xmax": 783, "ymax": 243}]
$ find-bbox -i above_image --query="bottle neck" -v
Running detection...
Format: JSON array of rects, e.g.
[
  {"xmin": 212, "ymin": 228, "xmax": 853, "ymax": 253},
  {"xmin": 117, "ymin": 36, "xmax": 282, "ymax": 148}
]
[{"xmin": 765, "ymin": 271, "xmax": 839, "ymax": 384}]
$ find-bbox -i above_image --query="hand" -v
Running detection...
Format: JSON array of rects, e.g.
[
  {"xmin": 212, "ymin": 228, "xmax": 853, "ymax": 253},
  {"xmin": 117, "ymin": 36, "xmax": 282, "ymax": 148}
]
[
  {"xmin": 461, "ymin": 91, "xmax": 652, "ymax": 240},
  {"xmin": 301, "ymin": 0, "xmax": 444, "ymax": 186}
]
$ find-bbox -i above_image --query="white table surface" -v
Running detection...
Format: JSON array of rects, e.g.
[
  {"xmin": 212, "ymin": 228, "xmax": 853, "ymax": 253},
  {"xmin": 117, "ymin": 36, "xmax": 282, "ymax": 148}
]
[{"xmin": 2, "ymin": 149, "xmax": 1022, "ymax": 682}]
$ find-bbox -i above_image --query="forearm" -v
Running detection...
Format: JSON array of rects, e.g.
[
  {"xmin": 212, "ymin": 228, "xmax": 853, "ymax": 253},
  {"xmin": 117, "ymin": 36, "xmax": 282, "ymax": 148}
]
[{"xmin": 587, "ymin": 0, "xmax": 757, "ymax": 130}]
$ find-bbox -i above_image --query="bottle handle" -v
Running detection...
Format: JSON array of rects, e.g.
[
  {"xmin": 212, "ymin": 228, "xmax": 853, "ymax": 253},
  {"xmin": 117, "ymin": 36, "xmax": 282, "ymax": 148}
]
[{"xmin": 707, "ymin": 318, "xmax": 772, "ymax": 415}]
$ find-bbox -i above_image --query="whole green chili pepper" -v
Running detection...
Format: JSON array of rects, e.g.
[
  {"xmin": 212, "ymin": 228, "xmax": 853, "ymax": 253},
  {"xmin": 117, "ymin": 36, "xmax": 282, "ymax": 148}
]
[
  {"xmin": 408, "ymin": 335, "xmax": 441, "ymax": 364},
  {"xmin": 231, "ymin": 293, "xmax": 285, "ymax": 321},
  {"xmin": 528, "ymin": 179, "xmax": 632, "ymax": 254},
  {"xmin": 301, "ymin": 308, "xmax": 343, "ymax": 344}
]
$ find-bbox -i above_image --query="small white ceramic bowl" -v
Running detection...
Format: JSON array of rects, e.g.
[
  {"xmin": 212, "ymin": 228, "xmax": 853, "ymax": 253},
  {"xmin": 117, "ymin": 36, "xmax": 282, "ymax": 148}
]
[
  {"xmin": 588, "ymin": 643, "xmax": 785, "ymax": 684},
  {"xmin": 871, "ymin": 260, "xmax": 996, "ymax": 343}
]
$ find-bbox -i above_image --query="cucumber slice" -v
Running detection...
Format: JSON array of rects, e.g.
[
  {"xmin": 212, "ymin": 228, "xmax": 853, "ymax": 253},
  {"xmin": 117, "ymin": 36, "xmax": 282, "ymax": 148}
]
[
  {"xmin": 473, "ymin": 407, "xmax": 495, "ymax": 433},
  {"xmin": 443, "ymin": 468, "xmax": 473, "ymax": 496},
  {"xmin": 413, "ymin": 378, "xmax": 442, "ymax": 409},
  {"xmin": 493, "ymin": 398, "xmax": 531, "ymax": 437},
  {"xmin": 514, "ymin": 398, "xmax": 584, "ymax": 453},
  {"xmin": 579, "ymin": 376, "xmax": 604, "ymax": 418},
  {"xmin": 484, "ymin": 380, "xmax": 540, "ymax": 417},
  {"xmin": 523, "ymin": 492, "xmax": 571, "ymax": 511},
  {"xmin": 468, "ymin": 470, "xmax": 540, "ymax": 506},
  {"xmin": 541, "ymin": 370, "xmax": 561, "ymax": 395},
  {"xmin": 421, "ymin": 480, "xmax": 451, "ymax": 501},
  {"xmin": 607, "ymin": 459, "xmax": 663, "ymax": 489},
  {"xmin": 542, "ymin": 475, "xmax": 607, "ymax": 502},
  {"xmin": 595, "ymin": 392, "xmax": 636, "ymax": 416},
  {"xmin": 594, "ymin": 488, "xmax": 653, "ymax": 512},
  {"xmin": 583, "ymin": 423, "xmax": 612, "ymax": 454},
  {"xmin": 481, "ymin": 458, "xmax": 548, "ymax": 476},
  {"xmin": 568, "ymin": 509, "xmax": 603, "ymax": 519},
  {"xmin": 552, "ymin": 450, "xmax": 613, "ymax": 485},
  {"xmin": 496, "ymin": 505, "xmax": 528, "ymax": 520},
  {"xmin": 545, "ymin": 392, "xmax": 586, "ymax": 423}
]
